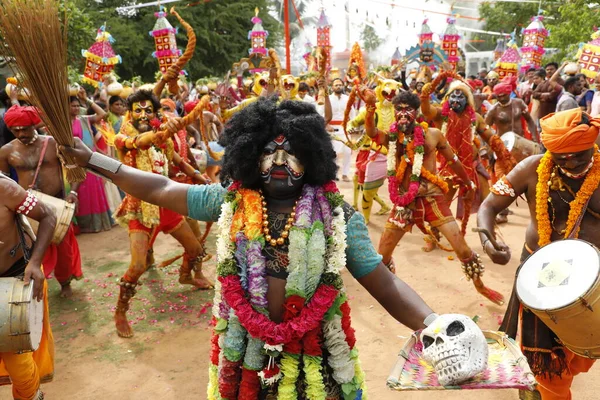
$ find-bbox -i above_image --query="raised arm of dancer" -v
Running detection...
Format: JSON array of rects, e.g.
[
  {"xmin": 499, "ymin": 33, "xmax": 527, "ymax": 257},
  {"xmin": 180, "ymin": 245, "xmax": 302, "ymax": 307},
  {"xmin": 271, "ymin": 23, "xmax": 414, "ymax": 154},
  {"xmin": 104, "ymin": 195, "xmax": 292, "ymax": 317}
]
[
  {"xmin": 358, "ymin": 264, "xmax": 434, "ymax": 331},
  {"xmin": 419, "ymin": 87, "xmax": 440, "ymax": 121},
  {"xmin": 60, "ymin": 138, "xmax": 191, "ymax": 217}
]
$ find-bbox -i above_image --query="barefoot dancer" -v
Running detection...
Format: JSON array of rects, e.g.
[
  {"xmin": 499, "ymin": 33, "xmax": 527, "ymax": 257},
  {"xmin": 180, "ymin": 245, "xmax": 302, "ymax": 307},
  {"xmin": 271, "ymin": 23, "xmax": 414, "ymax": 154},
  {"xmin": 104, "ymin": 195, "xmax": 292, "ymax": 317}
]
[
  {"xmin": 366, "ymin": 91, "xmax": 504, "ymax": 305},
  {"xmin": 110, "ymin": 89, "xmax": 212, "ymax": 338},
  {"xmin": 0, "ymin": 105, "xmax": 82, "ymax": 298},
  {"xmin": 61, "ymin": 97, "xmax": 448, "ymax": 398}
]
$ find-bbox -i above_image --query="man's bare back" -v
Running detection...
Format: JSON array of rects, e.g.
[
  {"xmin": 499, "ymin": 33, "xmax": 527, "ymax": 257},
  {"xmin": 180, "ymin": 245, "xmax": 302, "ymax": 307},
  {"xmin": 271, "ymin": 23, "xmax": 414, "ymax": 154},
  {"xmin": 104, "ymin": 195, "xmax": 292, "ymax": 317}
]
[{"xmin": 0, "ymin": 136, "xmax": 64, "ymax": 197}]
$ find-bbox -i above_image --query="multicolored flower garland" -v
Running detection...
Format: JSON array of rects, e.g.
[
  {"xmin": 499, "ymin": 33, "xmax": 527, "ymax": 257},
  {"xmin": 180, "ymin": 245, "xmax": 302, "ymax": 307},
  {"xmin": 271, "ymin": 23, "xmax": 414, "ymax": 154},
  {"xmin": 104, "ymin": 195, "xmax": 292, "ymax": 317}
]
[
  {"xmin": 536, "ymin": 145, "xmax": 600, "ymax": 246},
  {"xmin": 207, "ymin": 182, "xmax": 367, "ymax": 399},
  {"xmin": 386, "ymin": 122, "xmax": 449, "ymax": 210}
]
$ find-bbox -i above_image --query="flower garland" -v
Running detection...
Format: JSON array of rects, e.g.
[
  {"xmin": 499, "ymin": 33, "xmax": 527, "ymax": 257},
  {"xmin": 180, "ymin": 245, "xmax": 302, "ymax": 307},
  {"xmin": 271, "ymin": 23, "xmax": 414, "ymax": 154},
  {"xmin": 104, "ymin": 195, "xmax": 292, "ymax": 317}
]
[
  {"xmin": 209, "ymin": 181, "xmax": 366, "ymax": 399},
  {"xmin": 536, "ymin": 145, "xmax": 600, "ymax": 246},
  {"xmin": 386, "ymin": 123, "xmax": 449, "ymax": 209}
]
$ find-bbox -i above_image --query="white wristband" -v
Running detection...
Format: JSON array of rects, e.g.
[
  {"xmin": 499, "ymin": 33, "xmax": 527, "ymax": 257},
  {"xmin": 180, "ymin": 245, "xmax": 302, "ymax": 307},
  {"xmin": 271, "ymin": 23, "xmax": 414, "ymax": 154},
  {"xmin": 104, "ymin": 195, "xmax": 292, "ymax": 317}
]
[{"xmin": 423, "ymin": 313, "xmax": 439, "ymax": 327}]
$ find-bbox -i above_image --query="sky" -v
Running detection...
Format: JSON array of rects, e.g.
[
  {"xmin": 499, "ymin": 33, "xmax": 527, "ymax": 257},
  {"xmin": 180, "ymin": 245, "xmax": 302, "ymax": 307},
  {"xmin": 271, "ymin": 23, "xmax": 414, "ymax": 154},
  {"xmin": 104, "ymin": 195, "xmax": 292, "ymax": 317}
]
[{"xmin": 296, "ymin": 0, "xmax": 454, "ymax": 65}]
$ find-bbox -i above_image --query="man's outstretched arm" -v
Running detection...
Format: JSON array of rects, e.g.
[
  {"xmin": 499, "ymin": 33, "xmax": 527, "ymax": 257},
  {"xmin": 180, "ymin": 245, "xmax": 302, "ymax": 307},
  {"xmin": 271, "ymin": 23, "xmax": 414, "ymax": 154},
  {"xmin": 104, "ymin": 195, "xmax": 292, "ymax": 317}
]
[{"xmin": 60, "ymin": 138, "xmax": 191, "ymax": 216}]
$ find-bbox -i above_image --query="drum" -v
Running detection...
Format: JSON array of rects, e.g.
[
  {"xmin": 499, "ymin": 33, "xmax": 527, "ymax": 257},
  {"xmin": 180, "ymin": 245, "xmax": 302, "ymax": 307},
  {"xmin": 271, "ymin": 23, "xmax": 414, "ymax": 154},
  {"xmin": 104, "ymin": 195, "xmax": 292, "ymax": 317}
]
[
  {"xmin": 500, "ymin": 132, "xmax": 541, "ymax": 162},
  {"xmin": 0, "ymin": 278, "xmax": 43, "ymax": 353},
  {"xmin": 190, "ymin": 148, "xmax": 208, "ymax": 173},
  {"xmin": 26, "ymin": 190, "xmax": 74, "ymax": 245},
  {"xmin": 516, "ymin": 239, "xmax": 600, "ymax": 358}
]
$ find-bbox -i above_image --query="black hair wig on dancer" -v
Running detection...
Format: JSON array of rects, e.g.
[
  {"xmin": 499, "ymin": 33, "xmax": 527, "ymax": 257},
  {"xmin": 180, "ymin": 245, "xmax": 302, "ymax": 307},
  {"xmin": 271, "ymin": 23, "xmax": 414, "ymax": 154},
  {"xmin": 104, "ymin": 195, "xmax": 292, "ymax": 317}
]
[
  {"xmin": 218, "ymin": 97, "xmax": 338, "ymax": 189},
  {"xmin": 392, "ymin": 90, "xmax": 421, "ymax": 110},
  {"xmin": 126, "ymin": 89, "xmax": 161, "ymax": 113}
]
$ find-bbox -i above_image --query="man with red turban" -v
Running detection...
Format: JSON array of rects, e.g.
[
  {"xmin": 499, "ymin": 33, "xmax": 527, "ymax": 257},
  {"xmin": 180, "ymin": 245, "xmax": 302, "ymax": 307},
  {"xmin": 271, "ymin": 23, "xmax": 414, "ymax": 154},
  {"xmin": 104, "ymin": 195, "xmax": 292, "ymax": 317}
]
[
  {"xmin": 485, "ymin": 76, "xmax": 538, "ymax": 223},
  {"xmin": 477, "ymin": 108, "xmax": 599, "ymax": 399},
  {"xmin": 0, "ymin": 105, "xmax": 83, "ymax": 298}
]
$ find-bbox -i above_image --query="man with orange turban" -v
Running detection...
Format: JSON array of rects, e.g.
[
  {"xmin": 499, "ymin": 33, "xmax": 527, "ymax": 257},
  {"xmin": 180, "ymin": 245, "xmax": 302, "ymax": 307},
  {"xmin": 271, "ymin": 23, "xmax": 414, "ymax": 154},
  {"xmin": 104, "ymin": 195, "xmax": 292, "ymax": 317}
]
[{"xmin": 477, "ymin": 107, "xmax": 599, "ymax": 399}]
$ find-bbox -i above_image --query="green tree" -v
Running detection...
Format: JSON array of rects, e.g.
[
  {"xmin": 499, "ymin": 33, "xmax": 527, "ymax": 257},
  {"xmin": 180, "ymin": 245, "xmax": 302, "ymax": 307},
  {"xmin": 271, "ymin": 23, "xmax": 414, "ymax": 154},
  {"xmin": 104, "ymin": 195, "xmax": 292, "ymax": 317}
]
[
  {"xmin": 75, "ymin": 0, "xmax": 282, "ymax": 81},
  {"xmin": 62, "ymin": 0, "xmax": 95, "ymax": 66},
  {"xmin": 360, "ymin": 25, "xmax": 382, "ymax": 52},
  {"xmin": 272, "ymin": 0, "xmax": 317, "ymax": 41}
]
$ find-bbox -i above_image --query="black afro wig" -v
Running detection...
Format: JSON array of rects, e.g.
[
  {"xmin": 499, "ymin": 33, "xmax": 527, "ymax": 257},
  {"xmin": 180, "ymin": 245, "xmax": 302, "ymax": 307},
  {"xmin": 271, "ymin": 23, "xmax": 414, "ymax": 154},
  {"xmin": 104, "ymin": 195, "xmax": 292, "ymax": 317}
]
[{"xmin": 218, "ymin": 97, "xmax": 338, "ymax": 189}]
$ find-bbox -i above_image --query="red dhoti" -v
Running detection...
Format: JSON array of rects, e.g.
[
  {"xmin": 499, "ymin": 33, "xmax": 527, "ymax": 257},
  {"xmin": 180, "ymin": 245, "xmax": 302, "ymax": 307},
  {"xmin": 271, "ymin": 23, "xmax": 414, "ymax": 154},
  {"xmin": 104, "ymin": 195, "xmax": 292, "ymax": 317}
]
[
  {"xmin": 42, "ymin": 224, "xmax": 82, "ymax": 284},
  {"xmin": 128, "ymin": 207, "xmax": 184, "ymax": 247}
]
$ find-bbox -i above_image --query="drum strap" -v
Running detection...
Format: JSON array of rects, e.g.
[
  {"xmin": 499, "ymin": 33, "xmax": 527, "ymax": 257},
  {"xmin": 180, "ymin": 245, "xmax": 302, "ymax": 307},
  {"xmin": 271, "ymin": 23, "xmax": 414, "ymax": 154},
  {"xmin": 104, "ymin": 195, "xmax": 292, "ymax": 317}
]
[
  {"xmin": 567, "ymin": 195, "xmax": 593, "ymax": 239},
  {"xmin": 12, "ymin": 214, "xmax": 33, "ymax": 263},
  {"xmin": 28, "ymin": 136, "xmax": 49, "ymax": 190}
]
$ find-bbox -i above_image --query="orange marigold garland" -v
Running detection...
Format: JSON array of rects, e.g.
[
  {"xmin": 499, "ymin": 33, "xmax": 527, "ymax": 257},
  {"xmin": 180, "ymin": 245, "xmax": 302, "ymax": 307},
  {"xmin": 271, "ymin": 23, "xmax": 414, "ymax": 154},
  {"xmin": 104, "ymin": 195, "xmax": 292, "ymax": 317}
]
[
  {"xmin": 536, "ymin": 145, "xmax": 600, "ymax": 246},
  {"xmin": 489, "ymin": 135, "xmax": 517, "ymax": 178}
]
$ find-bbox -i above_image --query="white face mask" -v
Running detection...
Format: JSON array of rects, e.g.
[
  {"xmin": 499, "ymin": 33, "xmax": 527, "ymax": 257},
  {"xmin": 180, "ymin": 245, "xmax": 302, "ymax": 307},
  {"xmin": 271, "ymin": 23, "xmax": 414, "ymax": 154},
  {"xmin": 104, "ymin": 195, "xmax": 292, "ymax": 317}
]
[{"xmin": 421, "ymin": 314, "xmax": 488, "ymax": 386}]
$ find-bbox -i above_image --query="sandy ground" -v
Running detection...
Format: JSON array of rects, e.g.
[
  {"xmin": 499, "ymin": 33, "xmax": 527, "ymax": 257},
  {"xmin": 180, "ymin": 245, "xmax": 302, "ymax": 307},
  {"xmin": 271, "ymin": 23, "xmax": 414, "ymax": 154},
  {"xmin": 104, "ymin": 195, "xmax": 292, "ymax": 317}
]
[{"xmin": 1, "ymin": 172, "xmax": 598, "ymax": 399}]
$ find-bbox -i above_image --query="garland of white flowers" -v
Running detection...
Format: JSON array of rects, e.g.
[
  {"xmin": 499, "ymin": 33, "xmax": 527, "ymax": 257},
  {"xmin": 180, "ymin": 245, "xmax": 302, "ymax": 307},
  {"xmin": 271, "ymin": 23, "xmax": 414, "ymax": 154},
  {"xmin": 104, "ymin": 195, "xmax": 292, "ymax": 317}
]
[{"xmin": 386, "ymin": 140, "xmax": 397, "ymax": 175}]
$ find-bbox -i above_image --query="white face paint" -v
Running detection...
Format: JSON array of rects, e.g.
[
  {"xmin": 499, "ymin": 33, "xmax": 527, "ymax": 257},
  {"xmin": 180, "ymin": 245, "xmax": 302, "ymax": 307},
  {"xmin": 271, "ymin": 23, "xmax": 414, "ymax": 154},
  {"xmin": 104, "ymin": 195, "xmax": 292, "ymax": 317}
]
[{"xmin": 421, "ymin": 314, "xmax": 488, "ymax": 386}]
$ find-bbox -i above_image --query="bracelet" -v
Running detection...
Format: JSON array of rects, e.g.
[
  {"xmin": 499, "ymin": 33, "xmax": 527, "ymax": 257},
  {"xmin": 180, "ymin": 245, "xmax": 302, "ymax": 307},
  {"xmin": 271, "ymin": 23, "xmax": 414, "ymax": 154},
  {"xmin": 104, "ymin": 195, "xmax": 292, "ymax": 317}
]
[
  {"xmin": 423, "ymin": 313, "xmax": 439, "ymax": 327},
  {"xmin": 482, "ymin": 238, "xmax": 490, "ymax": 250},
  {"xmin": 88, "ymin": 152, "xmax": 122, "ymax": 175},
  {"xmin": 86, "ymin": 98, "xmax": 93, "ymax": 105},
  {"xmin": 69, "ymin": 191, "xmax": 78, "ymax": 197}
]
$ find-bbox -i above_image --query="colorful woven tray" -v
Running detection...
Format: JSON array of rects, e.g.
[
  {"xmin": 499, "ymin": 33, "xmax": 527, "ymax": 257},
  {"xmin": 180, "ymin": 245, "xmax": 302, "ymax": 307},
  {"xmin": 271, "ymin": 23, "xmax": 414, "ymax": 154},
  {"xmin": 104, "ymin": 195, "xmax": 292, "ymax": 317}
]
[{"xmin": 387, "ymin": 330, "xmax": 537, "ymax": 391}]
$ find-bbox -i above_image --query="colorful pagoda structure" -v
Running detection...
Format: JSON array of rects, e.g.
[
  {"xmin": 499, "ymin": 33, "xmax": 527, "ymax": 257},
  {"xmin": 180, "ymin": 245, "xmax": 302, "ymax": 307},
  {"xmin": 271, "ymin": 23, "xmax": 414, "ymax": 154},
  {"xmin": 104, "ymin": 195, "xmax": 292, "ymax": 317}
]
[
  {"xmin": 316, "ymin": 9, "xmax": 332, "ymax": 71},
  {"xmin": 578, "ymin": 30, "xmax": 600, "ymax": 83},
  {"xmin": 149, "ymin": 7, "xmax": 182, "ymax": 74},
  {"xmin": 520, "ymin": 16, "xmax": 548, "ymax": 72},
  {"xmin": 442, "ymin": 16, "xmax": 461, "ymax": 70},
  {"xmin": 495, "ymin": 37, "xmax": 520, "ymax": 79},
  {"xmin": 81, "ymin": 25, "xmax": 121, "ymax": 87}
]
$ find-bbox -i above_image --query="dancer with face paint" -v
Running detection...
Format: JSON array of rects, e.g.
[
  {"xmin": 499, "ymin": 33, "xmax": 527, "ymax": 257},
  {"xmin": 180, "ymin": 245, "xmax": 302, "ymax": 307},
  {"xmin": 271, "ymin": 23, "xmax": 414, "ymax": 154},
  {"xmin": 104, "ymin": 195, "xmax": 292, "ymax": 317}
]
[
  {"xmin": 365, "ymin": 90, "xmax": 505, "ymax": 305},
  {"xmin": 109, "ymin": 89, "xmax": 213, "ymax": 338},
  {"xmin": 60, "ymin": 97, "xmax": 442, "ymax": 398},
  {"xmin": 420, "ymin": 76, "xmax": 517, "ymax": 241}
]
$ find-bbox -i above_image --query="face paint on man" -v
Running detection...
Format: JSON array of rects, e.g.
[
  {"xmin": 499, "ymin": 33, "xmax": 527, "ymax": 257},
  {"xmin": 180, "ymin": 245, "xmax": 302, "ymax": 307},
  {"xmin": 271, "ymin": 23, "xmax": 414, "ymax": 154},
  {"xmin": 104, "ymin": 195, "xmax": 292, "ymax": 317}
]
[
  {"xmin": 448, "ymin": 89, "xmax": 468, "ymax": 113},
  {"xmin": 131, "ymin": 101, "xmax": 156, "ymax": 133},
  {"xmin": 395, "ymin": 103, "xmax": 417, "ymax": 133},
  {"xmin": 259, "ymin": 135, "xmax": 305, "ymax": 188}
]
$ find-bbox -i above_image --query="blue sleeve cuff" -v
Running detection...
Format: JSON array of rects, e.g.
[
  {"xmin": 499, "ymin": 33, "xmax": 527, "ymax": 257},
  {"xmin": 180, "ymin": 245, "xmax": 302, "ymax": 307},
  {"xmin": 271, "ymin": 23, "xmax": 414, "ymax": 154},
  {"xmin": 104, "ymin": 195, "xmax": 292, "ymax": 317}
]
[
  {"xmin": 345, "ymin": 211, "xmax": 382, "ymax": 279},
  {"xmin": 187, "ymin": 183, "xmax": 227, "ymax": 222}
]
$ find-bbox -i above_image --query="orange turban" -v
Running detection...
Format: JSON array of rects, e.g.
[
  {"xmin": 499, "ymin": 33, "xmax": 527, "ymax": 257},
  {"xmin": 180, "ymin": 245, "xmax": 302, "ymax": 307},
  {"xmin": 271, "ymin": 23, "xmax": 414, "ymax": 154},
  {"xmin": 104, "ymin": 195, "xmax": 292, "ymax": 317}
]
[
  {"xmin": 493, "ymin": 76, "xmax": 517, "ymax": 96},
  {"xmin": 541, "ymin": 108, "xmax": 600, "ymax": 153},
  {"xmin": 3, "ymin": 105, "xmax": 42, "ymax": 127},
  {"xmin": 160, "ymin": 98, "xmax": 176, "ymax": 113}
]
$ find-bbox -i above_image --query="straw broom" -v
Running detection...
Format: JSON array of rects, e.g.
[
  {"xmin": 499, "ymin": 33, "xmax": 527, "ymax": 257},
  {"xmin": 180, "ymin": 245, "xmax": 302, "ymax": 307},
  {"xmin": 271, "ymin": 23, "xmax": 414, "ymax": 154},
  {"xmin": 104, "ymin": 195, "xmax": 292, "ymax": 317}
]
[{"xmin": 0, "ymin": 0, "xmax": 86, "ymax": 182}]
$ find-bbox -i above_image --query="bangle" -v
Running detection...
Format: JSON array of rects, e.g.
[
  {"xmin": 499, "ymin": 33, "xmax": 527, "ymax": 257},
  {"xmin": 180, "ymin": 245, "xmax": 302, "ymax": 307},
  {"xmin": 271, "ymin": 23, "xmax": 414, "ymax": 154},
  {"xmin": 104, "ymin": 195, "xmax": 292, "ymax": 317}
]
[
  {"xmin": 69, "ymin": 191, "xmax": 78, "ymax": 197},
  {"xmin": 86, "ymin": 98, "xmax": 93, "ymax": 105},
  {"xmin": 482, "ymin": 238, "xmax": 490, "ymax": 250},
  {"xmin": 194, "ymin": 170, "xmax": 200, "ymax": 175},
  {"xmin": 423, "ymin": 313, "xmax": 439, "ymax": 327}
]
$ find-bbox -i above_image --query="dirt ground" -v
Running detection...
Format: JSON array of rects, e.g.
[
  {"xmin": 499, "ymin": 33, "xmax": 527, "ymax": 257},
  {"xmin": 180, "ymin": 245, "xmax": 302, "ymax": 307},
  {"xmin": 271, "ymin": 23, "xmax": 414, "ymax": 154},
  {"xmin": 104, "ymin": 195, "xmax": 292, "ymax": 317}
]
[{"xmin": 2, "ymin": 174, "xmax": 598, "ymax": 399}]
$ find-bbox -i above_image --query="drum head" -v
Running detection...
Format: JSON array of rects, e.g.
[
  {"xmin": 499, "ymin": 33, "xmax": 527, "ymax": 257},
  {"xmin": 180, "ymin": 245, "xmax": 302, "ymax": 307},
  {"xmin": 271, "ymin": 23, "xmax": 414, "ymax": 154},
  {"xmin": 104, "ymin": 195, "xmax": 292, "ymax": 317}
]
[
  {"xmin": 500, "ymin": 132, "xmax": 516, "ymax": 151},
  {"xmin": 517, "ymin": 239, "xmax": 600, "ymax": 310},
  {"xmin": 27, "ymin": 284, "xmax": 43, "ymax": 351}
]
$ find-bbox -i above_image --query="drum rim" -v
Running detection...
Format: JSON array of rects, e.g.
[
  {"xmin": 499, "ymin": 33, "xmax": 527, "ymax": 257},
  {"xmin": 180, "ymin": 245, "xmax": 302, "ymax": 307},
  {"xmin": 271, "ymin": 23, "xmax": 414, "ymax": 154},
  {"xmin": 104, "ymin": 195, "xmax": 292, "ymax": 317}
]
[{"xmin": 516, "ymin": 239, "xmax": 600, "ymax": 311}]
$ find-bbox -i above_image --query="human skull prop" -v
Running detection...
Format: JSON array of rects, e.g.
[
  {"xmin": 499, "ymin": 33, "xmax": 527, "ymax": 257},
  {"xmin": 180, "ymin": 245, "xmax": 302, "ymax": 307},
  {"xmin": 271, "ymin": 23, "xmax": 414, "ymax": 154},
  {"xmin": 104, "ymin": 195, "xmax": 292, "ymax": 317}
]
[{"xmin": 421, "ymin": 314, "xmax": 488, "ymax": 386}]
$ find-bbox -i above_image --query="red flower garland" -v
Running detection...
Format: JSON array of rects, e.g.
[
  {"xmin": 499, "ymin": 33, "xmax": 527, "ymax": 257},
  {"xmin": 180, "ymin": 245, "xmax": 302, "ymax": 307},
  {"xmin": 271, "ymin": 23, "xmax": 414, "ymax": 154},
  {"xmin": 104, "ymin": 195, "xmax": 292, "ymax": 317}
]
[
  {"xmin": 388, "ymin": 125, "xmax": 425, "ymax": 207},
  {"xmin": 322, "ymin": 180, "xmax": 340, "ymax": 194},
  {"xmin": 283, "ymin": 295, "xmax": 306, "ymax": 354},
  {"xmin": 218, "ymin": 358, "xmax": 242, "ymax": 399},
  {"xmin": 220, "ymin": 275, "xmax": 339, "ymax": 346},
  {"xmin": 340, "ymin": 302, "xmax": 357, "ymax": 349},
  {"xmin": 302, "ymin": 325, "xmax": 324, "ymax": 357},
  {"xmin": 238, "ymin": 368, "xmax": 261, "ymax": 400},
  {"xmin": 210, "ymin": 330, "xmax": 220, "ymax": 366}
]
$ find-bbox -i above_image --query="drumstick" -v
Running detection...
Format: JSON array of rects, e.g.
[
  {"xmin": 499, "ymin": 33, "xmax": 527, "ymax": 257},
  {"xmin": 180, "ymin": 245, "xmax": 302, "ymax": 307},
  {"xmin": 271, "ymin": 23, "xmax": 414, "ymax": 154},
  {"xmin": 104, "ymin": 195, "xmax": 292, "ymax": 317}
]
[{"xmin": 471, "ymin": 227, "xmax": 503, "ymax": 251}]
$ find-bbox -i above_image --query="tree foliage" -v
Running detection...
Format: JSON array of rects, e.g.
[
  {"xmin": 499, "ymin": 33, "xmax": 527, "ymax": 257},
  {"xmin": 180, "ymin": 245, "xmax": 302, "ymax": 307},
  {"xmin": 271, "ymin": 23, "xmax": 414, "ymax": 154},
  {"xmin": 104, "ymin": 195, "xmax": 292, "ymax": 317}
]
[
  {"xmin": 478, "ymin": 1, "xmax": 600, "ymax": 62},
  {"xmin": 73, "ymin": 0, "xmax": 282, "ymax": 82},
  {"xmin": 360, "ymin": 25, "xmax": 382, "ymax": 53}
]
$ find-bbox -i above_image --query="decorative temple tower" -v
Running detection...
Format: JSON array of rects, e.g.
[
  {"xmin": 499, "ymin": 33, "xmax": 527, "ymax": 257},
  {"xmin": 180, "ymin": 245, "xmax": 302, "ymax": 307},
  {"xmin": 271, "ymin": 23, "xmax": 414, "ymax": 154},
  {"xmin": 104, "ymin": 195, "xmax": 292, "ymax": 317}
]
[
  {"xmin": 316, "ymin": 8, "xmax": 332, "ymax": 71},
  {"xmin": 149, "ymin": 7, "xmax": 182, "ymax": 74},
  {"xmin": 520, "ymin": 16, "xmax": 548, "ymax": 72},
  {"xmin": 81, "ymin": 25, "xmax": 121, "ymax": 87},
  {"xmin": 442, "ymin": 16, "xmax": 460, "ymax": 70},
  {"xmin": 248, "ymin": 7, "xmax": 268, "ymax": 56}
]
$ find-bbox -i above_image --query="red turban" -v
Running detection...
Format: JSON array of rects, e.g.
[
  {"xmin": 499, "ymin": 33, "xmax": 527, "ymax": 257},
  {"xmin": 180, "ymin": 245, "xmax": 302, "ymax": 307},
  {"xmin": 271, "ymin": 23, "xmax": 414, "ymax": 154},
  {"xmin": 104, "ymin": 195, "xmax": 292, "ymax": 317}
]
[
  {"xmin": 541, "ymin": 108, "xmax": 600, "ymax": 153},
  {"xmin": 184, "ymin": 100, "xmax": 198, "ymax": 115},
  {"xmin": 493, "ymin": 76, "xmax": 517, "ymax": 96},
  {"xmin": 3, "ymin": 105, "xmax": 42, "ymax": 128},
  {"xmin": 160, "ymin": 98, "xmax": 176, "ymax": 113}
]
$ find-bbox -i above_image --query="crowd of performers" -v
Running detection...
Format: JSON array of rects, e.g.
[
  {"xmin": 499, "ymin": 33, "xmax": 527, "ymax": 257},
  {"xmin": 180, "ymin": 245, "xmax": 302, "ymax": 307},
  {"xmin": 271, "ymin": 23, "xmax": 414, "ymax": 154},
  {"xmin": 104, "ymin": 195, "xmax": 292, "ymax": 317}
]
[{"xmin": 1, "ymin": 47, "xmax": 600, "ymax": 399}]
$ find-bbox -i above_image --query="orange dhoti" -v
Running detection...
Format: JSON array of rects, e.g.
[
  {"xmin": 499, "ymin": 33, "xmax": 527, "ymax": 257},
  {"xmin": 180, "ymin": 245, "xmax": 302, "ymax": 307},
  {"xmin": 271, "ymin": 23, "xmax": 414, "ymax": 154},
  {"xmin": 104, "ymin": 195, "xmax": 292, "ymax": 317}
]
[
  {"xmin": 0, "ymin": 280, "xmax": 54, "ymax": 399},
  {"xmin": 534, "ymin": 348, "xmax": 595, "ymax": 400}
]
